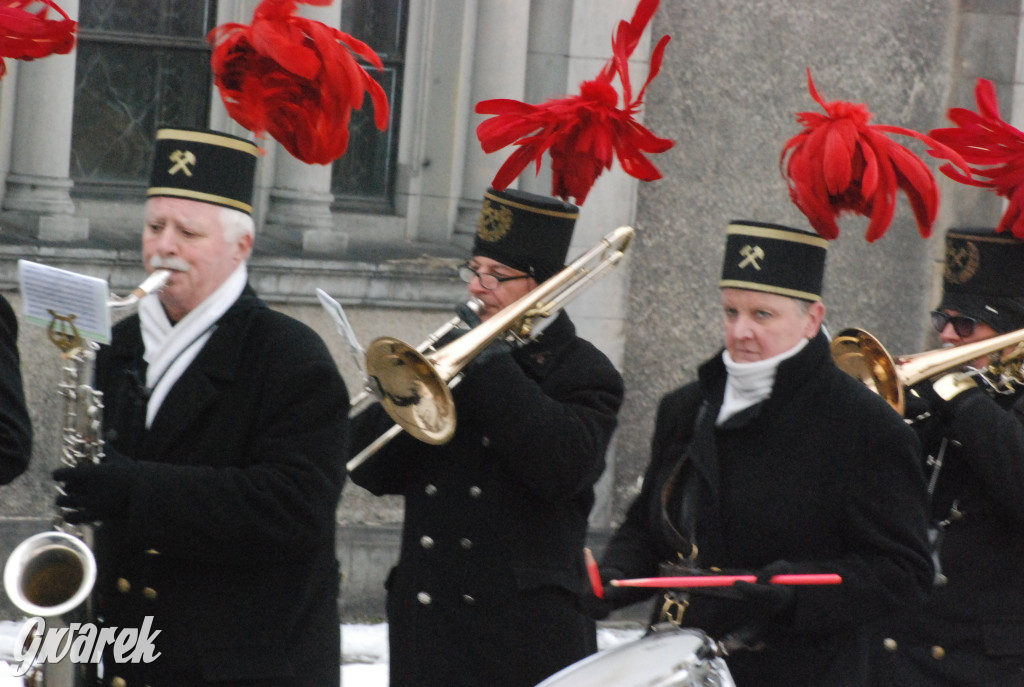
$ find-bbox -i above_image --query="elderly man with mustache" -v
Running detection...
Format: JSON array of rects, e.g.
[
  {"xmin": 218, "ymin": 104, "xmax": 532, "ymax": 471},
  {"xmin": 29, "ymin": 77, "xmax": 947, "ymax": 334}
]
[{"xmin": 53, "ymin": 128, "xmax": 348, "ymax": 687}]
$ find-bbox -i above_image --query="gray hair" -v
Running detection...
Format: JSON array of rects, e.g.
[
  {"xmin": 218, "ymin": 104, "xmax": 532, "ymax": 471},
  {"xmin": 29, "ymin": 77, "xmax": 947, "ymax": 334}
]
[{"xmin": 219, "ymin": 206, "xmax": 255, "ymax": 244}]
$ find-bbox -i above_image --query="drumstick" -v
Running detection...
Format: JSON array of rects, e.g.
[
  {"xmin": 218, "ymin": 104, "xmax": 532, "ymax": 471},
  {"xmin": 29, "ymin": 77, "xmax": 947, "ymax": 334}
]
[
  {"xmin": 584, "ymin": 548, "xmax": 604, "ymax": 599},
  {"xmin": 610, "ymin": 573, "xmax": 842, "ymax": 588}
]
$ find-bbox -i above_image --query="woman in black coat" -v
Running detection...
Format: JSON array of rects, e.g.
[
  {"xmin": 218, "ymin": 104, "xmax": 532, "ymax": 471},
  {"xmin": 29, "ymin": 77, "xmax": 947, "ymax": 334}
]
[{"xmin": 598, "ymin": 221, "xmax": 934, "ymax": 687}]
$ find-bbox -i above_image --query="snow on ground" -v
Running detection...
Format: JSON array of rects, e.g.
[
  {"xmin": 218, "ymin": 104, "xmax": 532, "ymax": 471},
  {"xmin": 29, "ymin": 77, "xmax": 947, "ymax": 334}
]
[
  {"xmin": 0, "ymin": 621, "xmax": 646, "ymax": 686},
  {"xmin": 341, "ymin": 621, "xmax": 646, "ymax": 686}
]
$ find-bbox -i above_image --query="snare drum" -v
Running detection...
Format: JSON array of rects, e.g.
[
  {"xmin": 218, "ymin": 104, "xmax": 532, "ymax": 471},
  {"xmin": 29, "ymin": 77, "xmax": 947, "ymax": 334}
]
[{"xmin": 535, "ymin": 627, "xmax": 735, "ymax": 687}]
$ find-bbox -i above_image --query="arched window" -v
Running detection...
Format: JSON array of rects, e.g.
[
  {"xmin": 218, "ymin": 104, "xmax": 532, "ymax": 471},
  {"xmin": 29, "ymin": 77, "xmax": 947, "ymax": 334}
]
[
  {"xmin": 70, "ymin": 0, "xmax": 216, "ymax": 200},
  {"xmin": 331, "ymin": 0, "xmax": 407, "ymax": 215},
  {"xmin": 69, "ymin": 0, "xmax": 407, "ymax": 218}
]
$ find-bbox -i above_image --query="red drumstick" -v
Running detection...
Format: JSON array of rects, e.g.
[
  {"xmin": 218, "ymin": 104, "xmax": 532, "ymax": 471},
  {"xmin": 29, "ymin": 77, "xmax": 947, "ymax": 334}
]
[
  {"xmin": 584, "ymin": 548, "xmax": 604, "ymax": 599},
  {"xmin": 610, "ymin": 573, "xmax": 842, "ymax": 588}
]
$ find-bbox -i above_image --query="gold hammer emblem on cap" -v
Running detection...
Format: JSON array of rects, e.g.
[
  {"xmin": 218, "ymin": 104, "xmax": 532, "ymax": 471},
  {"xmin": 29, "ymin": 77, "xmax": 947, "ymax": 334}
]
[
  {"xmin": 168, "ymin": 149, "xmax": 196, "ymax": 176},
  {"xmin": 738, "ymin": 244, "xmax": 764, "ymax": 270}
]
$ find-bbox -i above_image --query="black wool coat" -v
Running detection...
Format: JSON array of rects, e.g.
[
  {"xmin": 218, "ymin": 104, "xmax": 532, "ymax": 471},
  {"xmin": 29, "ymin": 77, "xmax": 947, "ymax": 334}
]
[
  {"xmin": 872, "ymin": 384, "xmax": 1024, "ymax": 686},
  {"xmin": 601, "ymin": 332, "xmax": 934, "ymax": 687},
  {"xmin": 92, "ymin": 287, "xmax": 347, "ymax": 687},
  {"xmin": 349, "ymin": 311, "xmax": 624, "ymax": 687},
  {"xmin": 0, "ymin": 295, "xmax": 30, "ymax": 484}
]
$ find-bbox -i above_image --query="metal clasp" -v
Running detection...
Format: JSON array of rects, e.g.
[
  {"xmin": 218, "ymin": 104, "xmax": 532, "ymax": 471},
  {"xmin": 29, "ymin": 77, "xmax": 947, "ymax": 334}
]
[{"xmin": 660, "ymin": 592, "xmax": 689, "ymax": 626}]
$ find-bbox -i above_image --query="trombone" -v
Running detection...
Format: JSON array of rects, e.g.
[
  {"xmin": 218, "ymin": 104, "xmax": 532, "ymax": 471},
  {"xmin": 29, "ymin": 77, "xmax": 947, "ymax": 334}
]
[
  {"xmin": 830, "ymin": 326, "xmax": 1024, "ymax": 415},
  {"xmin": 346, "ymin": 299, "xmax": 483, "ymax": 419},
  {"xmin": 346, "ymin": 225, "xmax": 634, "ymax": 471}
]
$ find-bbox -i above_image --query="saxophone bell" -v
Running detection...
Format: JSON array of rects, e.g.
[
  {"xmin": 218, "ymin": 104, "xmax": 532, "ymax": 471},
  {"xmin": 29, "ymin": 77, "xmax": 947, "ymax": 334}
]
[
  {"xmin": 3, "ymin": 531, "xmax": 96, "ymax": 618},
  {"xmin": 3, "ymin": 270, "xmax": 168, "ymax": 621}
]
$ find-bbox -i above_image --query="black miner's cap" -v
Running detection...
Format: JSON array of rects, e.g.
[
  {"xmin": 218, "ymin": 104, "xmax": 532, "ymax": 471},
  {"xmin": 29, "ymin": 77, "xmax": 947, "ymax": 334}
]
[
  {"xmin": 719, "ymin": 220, "xmax": 829, "ymax": 302},
  {"xmin": 472, "ymin": 188, "xmax": 578, "ymax": 283},
  {"xmin": 148, "ymin": 128, "xmax": 259, "ymax": 215},
  {"xmin": 939, "ymin": 227, "xmax": 1024, "ymax": 333}
]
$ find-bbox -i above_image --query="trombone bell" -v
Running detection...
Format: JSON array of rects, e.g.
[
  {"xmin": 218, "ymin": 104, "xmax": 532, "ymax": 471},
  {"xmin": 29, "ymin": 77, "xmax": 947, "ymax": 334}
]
[
  {"xmin": 831, "ymin": 325, "xmax": 1024, "ymax": 416},
  {"xmin": 364, "ymin": 337, "xmax": 456, "ymax": 445},
  {"xmin": 830, "ymin": 328, "xmax": 905, "ymax": 414}
]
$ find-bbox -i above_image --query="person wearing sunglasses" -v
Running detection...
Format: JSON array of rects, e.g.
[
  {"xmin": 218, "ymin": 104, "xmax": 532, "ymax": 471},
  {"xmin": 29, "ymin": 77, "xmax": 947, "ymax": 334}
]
[
  {"xmin": 349, "ymin": 187, "xmax": 625, "ymax": 687},
  {"xmin": 873, "ymin": 227, "xmax": 1024, "ymax": 686}
]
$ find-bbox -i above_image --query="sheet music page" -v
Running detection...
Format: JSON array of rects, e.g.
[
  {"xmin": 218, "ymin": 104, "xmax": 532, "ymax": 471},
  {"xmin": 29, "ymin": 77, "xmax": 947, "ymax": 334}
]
[{"xmin": 17, "ymin": 260, "xmax": 112, "ymax": 344}]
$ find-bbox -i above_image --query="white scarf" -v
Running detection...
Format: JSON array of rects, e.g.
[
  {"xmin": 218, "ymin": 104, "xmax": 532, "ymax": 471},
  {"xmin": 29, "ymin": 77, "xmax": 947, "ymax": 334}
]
[
  {"xmin": 717, "ymin": 337, "xmax": 809, "ymax": 425},
  {"xmin": 138, "ymin": 264, "xmax": 247, "ymax": 428}
]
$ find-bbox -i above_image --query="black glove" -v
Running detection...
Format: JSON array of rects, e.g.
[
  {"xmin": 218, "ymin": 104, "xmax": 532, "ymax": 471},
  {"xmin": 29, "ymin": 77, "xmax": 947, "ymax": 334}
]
[
  {"xmin": 909, "ymin": 373, "xmax": 979, "ymax": 421},
  {"xmin": 456, "ymin": 301, "xmax": 483, "ymax": 329},
  {"xmin": 732, "ymin": 561, "xmax": 797, "ymax": 620},
  {"xmin": 54, "ymin": 448, "xmax": 137, "ymax": 524},
  {"xmin": 577, "ymin": 566, "xmax": 626, "ymax": 620}
]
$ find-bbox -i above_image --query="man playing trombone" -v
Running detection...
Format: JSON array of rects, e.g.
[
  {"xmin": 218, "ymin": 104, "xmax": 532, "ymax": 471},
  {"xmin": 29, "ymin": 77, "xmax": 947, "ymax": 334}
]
[
  {"xmin": 349, "ymin": 187, "xmax": 625, "ymax": 687},
  {"xmin": 872, "ymin": 228, "xmax": 1024, "ymax": 686}
]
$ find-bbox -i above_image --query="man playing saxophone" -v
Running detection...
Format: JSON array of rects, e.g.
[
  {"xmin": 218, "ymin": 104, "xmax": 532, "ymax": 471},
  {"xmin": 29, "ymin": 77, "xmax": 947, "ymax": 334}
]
[
  {"xmin": 872, "ymin": 228, "xmax": 1024, "ymax": 686},
  {"xmin": 51, "ymin": 128, "xmax": 348, "ymax": 687},
  {"xmin": 348, "ymin": 187, "xmax": 625, "ymax": 687}
]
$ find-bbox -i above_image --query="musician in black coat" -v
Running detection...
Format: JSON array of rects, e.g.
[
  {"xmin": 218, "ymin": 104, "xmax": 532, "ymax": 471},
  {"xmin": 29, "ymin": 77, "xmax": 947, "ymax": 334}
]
[
  {"xmin": 53, "ymin": 128, "xmax": 347, "ymax": 687},
  {"xmin": 598, "ymin": 221, "xmax": 933, "ymax": 687},
  {"xmin": 872, "ymin": 228, "xmax": 1024, "ymax": 686},
  {"xmin": 0, "ymin": 294, "xmax": 31, "ymax": 484},
  {"xmin": 349, "ymin": 188, "xmax": 625, "ymax": 687}
]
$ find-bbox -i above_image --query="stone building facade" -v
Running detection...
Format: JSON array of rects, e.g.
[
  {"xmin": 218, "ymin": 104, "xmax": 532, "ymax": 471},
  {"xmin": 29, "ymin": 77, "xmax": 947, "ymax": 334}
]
[{"xmin": 0, "ymin": 0, "xmax": 1018, "ymax": 620}]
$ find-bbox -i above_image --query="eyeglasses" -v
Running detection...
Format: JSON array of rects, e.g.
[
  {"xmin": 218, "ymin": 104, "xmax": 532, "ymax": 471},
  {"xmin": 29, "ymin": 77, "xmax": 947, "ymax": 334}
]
[
  {"xmin": 930, "ymin": 310, "xmax": 979, "ymax": 337},
  {"xmin": 458, "ymin": 264, "xmax": 532, "ymax": 291}
]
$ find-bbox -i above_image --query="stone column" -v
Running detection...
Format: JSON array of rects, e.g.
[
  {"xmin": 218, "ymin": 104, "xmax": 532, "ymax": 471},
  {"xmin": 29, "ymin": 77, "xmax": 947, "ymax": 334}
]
[
  {"xmin": 262, "ymin": 1, "xmax": 342, "ymax": 254},
  {"xmin": 2, "ymin": 0, "xmax": 88, "ymax": 241},
  {"xmin": 453, "ymin": 0, "xmax": 531, "ymax": 247}
]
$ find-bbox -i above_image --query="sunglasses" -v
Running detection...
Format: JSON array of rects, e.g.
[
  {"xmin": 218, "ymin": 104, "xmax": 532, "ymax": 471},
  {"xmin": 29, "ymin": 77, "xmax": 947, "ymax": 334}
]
[{"xmin": 930, "ymin": 311, "xmax": 978, "ymax": 337}]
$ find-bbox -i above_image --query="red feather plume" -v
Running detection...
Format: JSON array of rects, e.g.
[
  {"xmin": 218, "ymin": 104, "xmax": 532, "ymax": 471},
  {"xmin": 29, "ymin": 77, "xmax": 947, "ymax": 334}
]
[
  {"xmin": 208, "ymin": 0, "xmax": 390, "ymax": 166},
  {"xmin": 0, "ymin": 0, "xmax": 76, "ymax": 79},
  {"xmin": 928, "ymin": 78, "xmax": 1024, "ymax": 238},
  {"xmin": 474, "ymin": 0, "xmax": 674, "ymax": 205},
  {"xmin": 781, "ymin": 69, "xmax": 967, "ymax": 242}
]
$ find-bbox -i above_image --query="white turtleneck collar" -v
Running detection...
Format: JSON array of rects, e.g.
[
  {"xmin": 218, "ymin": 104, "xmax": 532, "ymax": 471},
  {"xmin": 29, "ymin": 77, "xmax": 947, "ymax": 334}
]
[{"xmin": 716, "ymin": 336, "xmax": 809, "ymax": 425}]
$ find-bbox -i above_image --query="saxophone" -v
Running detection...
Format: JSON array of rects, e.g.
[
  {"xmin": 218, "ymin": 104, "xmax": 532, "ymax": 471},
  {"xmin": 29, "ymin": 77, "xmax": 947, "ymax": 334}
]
[{"xmin": 3, "ymin": 270, "xmax": 171, "ymax": 619}]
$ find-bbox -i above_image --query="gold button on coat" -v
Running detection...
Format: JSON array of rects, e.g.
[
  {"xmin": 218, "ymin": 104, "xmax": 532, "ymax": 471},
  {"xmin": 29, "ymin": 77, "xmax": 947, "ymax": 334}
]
[
  {"xmin": 116, "ymin": 578, "xmax": 131, "ymax": 593},
  {"xmin": 110, "ymin": 678, "xmax": 126, "ymax": 687},
  {"xmin": 142, "ymin": 587, "xmax": 158, "ymax": 601},
  {"xmin": 931, "ymin": 646, "xmax": 946, "ymax": 660},
  {"xmin": 883, "ymin": 638, "xmax": 897, "ymax": 652}
]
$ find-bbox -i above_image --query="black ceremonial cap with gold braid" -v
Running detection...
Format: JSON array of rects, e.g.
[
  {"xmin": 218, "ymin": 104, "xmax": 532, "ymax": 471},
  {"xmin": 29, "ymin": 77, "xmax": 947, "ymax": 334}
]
[
  {"xmin": 939, "ymin": 227, "xmax": 1024, "ymax": 333},
  {"xmin": 147, "ymin": 128, "xmax": 259, "ymax": 215},
  {"xmin": 472, "ymin": 188, "xmax": 578, "ymax": 283},
  {"xmin": 719, "ymin": 220, "xmax": 829, "ymax": 302}
]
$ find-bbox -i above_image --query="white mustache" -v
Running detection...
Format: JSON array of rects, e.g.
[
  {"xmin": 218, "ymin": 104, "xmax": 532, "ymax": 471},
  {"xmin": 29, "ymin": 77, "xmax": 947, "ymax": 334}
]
[{"xmin": 149, "ymin": 255, "xmax": 191, "ymax": 272}]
